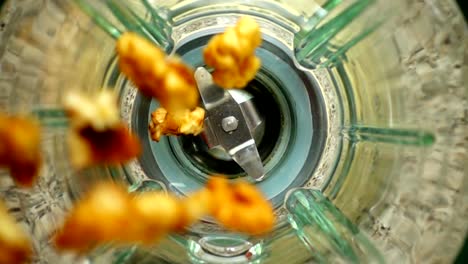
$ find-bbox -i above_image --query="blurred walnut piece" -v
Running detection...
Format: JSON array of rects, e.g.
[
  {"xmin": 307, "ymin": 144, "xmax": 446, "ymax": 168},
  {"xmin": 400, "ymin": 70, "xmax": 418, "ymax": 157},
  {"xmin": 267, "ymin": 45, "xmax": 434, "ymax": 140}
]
[
  {"xmin": 63, "ymin": 89, "xmax": 120, "ymax": 131},
  {"xmin": 0, "ymin": 114, "xmax": 42, "ymax": 187},
  {"xmin": 67, "ymin": 124, "xmax": 141, "ymax": 169},
  {"xmin": 54, "ymin": 183, "xmax": 212, "ymax": 251},
  {"xmin": 149, "ymin": 107, "xmax": 205, "ymax": 142},
  {"xmin": 206, "ymin": 177, "xmax": 274, "ymax": 235},
  {"xmin": 54, "ymin": 183, "xmax": 134, "ymax": 251},
  {"xmin": 132, "ymin": 192, "xmax": 183, "ymax": 243},
  {"xmin": 116, "ymin": 32, "xmax": 199, "ymax": 110},
  {"xmin": 0, "ymin": 202, "xmax": 32, "ymax": 263},
  {"xmin": 117, "ymin": 32, "xmax": 205, "ymax": 141},
  {"xmin": 204, "ymin": 17, "xmax": 262, "ymax": 89},
  {"xmin": 63, "ymin": 91, "xmax": 141, "ymax": 169},
  {"xmin": 54, "ymin": 177, "xmax": 273, "ymax": 252},
  {"xmin": 178, "ymin": 188, "xmax": 214, "ymax": 230}
]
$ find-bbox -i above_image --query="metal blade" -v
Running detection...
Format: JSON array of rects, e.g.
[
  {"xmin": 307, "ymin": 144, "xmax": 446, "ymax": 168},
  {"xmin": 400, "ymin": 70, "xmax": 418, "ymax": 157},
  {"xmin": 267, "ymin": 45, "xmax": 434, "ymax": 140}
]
[{"xmin": 194, "ymin": 67, "xmax": 265, "ymax": 181}]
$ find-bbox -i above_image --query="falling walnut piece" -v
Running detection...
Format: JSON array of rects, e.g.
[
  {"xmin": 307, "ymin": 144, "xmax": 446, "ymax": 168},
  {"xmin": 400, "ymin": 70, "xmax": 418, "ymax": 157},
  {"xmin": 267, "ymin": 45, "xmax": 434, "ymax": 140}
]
[
  {"xmin": 131, "ymin": 191, "xmax": 184, "ymax": 244},
  {"xmin": 67, "ymin": 124, "xmax": 142, "ymax": 169},
  {"xmin": 206, "ymin": 176, "xmax": 274, "ymax": 235},
  {"xmin": 178, "ymin": 188, "xmax": 215, "ymax": 231},
  {"xmin": 117, "ymin": 32, "xmax": 205, "ymax": 141},
  {"xmin": 0, "ymin": 201, "xmax": 32, "ymax": 263},
  {"xmin": 54, "ymin": 183, "xmax": 135, "ymax": 251},
  {"xmin": 54, "ymin": 183, "xmax": 213, "ymax": 251},
  {"xmin": 0, "ymin": 114, "xmax": 42, "ymax": 187},
  {"xmin": 63, "ymin": 91, "xmax": 141, "ymax": 169},
  {"xmin": 149, "ymin": 107, "xmax": 205, "ymax": 142},
  {"xmin": 63, "ymin": 89, "xmax": 120, "ymax": 131},
  {"xmin": 116, "ymin": 32, "xmax": 199, "ymax": 111},
  {"xmin": 54, "ymin": 176, "xmax": 274, "ymax": 252},
  {"xmin": 204, "ymin": 17, "xmax": 262, "ymax": 89}
]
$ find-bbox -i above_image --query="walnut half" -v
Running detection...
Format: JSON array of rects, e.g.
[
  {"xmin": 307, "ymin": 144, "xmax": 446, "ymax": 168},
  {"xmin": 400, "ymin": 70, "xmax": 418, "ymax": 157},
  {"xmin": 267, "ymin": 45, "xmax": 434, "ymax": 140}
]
[
  {"xmin": 117, "ymin": 32, "xmax": 199, "ymax": 111},
  {"xmin": 204, "ymin": 17, "xmax": 262, "ymax": 89}
]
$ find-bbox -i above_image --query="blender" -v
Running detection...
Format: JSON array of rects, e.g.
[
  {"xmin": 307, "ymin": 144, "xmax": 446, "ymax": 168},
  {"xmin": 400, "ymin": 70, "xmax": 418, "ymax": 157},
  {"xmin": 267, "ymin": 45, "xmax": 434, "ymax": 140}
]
[{"xmin": 0, "ymin": 0, "xmax": 466, "ymax": 263}]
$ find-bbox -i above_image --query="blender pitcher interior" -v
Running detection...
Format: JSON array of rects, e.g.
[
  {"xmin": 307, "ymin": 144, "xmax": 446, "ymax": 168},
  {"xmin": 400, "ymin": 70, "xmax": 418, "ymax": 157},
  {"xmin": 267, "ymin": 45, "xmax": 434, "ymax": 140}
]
[{"xmin": 0, "ymin": 0, "xmax": 466, "ymax": 263}]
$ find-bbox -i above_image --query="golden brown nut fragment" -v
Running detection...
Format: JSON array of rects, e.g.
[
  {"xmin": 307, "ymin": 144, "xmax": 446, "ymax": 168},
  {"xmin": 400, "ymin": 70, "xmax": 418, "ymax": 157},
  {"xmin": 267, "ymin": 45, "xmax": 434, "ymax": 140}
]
[
  {"xmin": 204, "ymin": 17, "xmax": 262, "ymax": 89},
  {"xmin": 178, "ymin": 188, "xmax": 214, "ymax": 230},
  {"xmin": 67, "ymin": 124, "xmax": 142, "ymax": 169},
  {"xmin": 0, "ymin": 114, "xmax": 42, "ymax": 187},
  {"xmin": 132, "ymin": 192, "xmax": 183, "ymax": 243},
  {"xmin": 117, "ymin": 32, "xmax": 199, "ymax": 110},
  {"xmin": 54, "ymin": 177, "xmax": 273, "ymax": 252},
  {"xmin": 54, "ymin": 183, "xmax": 135, "ymax": 251},
  {"xmin": 206, "ymin": 176, "xmax": 274, "ymax": 235},
  {"xmin": 63, "ymin": 91, "xmax": 141, "ymax": 169},
  {"xmin": 54, "ymin": 183, "xmax": 205, "ymax": 251},
  {"xmin": 63, "ymin": 90, "xmax": 120, "ymax": 131},
  {"xmin": 149, "ymin": 107, "xmax": 205, "ymax": 142},
  {"xmin": 0, "ymin": 201, "xmax": 32, "ymax": 263}
]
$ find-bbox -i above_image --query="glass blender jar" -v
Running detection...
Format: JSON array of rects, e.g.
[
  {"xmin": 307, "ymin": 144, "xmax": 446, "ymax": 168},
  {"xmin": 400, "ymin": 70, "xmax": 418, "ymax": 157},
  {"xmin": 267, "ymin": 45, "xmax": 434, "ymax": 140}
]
[{"xmin": 0, "ymin": 0, "xmax": 466, "ymax": 263}]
